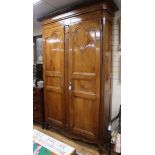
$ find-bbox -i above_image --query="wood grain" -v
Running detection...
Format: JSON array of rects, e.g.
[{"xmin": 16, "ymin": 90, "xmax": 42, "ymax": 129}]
[
  {"xmin": 68, "ymin": 18, "xmax": 100, "ymax": 142},
  {"xmin": 43, "ymin": 25, "xmax": 66, "ymax": 128},
  {"xmin": 42, "ymin": 1, "xmax": 116, "ymax": 149}
]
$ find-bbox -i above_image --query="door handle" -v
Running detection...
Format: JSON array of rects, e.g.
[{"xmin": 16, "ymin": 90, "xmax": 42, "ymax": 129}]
[{"xmin": 69, "ymin": 81, "xmax": 72, "ymax": 90}]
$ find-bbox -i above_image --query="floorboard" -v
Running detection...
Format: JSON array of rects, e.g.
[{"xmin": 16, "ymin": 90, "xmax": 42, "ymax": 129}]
[{"xmin": 33, "ymin": 124, "xmax": 117, "ymax": 155}]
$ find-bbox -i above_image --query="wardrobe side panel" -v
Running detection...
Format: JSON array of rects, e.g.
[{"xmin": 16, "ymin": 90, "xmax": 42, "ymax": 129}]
[{"xmin": 102, "ymin": 18, "xmax": 113, "ymax": 139}]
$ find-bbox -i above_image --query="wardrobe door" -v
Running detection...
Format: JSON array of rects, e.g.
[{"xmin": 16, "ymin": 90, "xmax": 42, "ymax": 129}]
[
  {"xmin": 43, "ymin": 25, "xmax": 65, "ymax": 128},
  {"xmin": 68, "ymin": 19, "xmax": 101, "ymax": 140}
]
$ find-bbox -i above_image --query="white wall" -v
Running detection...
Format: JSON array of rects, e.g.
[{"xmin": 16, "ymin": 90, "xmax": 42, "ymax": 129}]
[
  {"xmin": 111, "ymin": 10, "xmax": 121, "ymax": 130},
  {"xmin": 33, "ymin": 30, "xmax": 42, "ymax": 36},
  {"xmin": 33, "ymin": 22, "xmax": 42, "ymax": 36}
]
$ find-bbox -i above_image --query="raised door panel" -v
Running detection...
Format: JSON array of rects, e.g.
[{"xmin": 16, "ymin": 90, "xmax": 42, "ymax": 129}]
[
  {"xmin": 69, "ymin": 19, "xmax": 101, "ymax": 140},
  {"xmin": 43, "ymin": 25, "xmax": 65, "ymax": 128}
]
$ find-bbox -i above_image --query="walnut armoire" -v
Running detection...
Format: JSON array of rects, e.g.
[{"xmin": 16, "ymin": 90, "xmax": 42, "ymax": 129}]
[{"xmin": 39, "ymin": 0, "xmax": 118, "ymax": 150}]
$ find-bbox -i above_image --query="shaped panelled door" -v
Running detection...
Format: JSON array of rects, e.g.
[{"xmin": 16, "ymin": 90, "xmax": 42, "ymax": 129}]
[
  {"xmin": 43, "ymin": 26, "xmax": 65, "ymax": 128},
  {"xmin": 68, "ymin": 19, "xmax": 101, "ymax": 140}
]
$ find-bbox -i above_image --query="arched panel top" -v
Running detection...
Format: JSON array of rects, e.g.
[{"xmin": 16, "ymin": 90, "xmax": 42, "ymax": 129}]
[
  {"xmin": 46, "ymin": 31, "xmax": 63, "ymax": 53},
  {"xmin": 70, "ymin": 19, "xmax": 100, "ymax": 73},
  {"xmin": 72, "ymin": 26, "xmax": 99, "ymax": 52},
  {"xmin": 44, "ymin": 26, "xmax": 64, "ymax": 72}
]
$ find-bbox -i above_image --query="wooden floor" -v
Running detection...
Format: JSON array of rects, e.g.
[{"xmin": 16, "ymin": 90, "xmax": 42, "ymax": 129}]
[{"xmin": 33, "ymin": 124, "xmax": 117, "ymax": 155}]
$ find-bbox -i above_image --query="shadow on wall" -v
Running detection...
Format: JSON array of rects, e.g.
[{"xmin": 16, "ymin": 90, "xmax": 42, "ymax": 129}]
[{"xmin": 111, "ymin": 10, "xmax": 121, "ymax": 131}]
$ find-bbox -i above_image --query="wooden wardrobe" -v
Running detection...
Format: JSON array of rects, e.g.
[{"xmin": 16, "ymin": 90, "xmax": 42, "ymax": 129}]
[{"xmin": 40, "ymin": 0, "xmax": 118, "ymax": 147}]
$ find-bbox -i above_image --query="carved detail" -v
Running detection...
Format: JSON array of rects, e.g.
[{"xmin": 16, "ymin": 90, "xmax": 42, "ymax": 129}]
[
  {"xmin": 73, "ymin": 27, "xmax": 96, "ymax": 52},
  {"xmin": 48, "ymin": 32, "xmax": 61, "ymax": 52}
]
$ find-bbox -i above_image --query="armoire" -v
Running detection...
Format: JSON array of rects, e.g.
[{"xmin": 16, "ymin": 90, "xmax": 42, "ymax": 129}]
[{"xmin": 39, "ymin": 0, "xmax": 118, "ymax": 149}]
